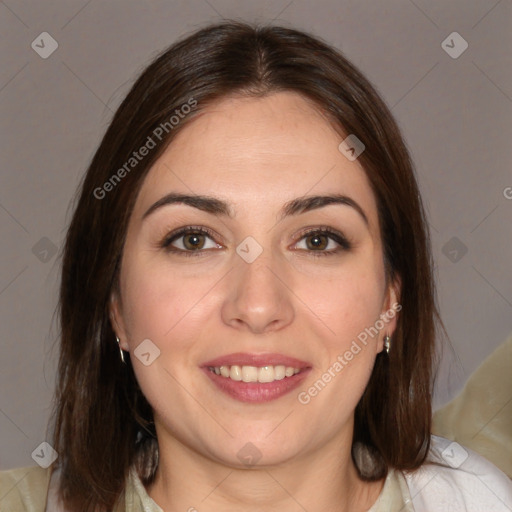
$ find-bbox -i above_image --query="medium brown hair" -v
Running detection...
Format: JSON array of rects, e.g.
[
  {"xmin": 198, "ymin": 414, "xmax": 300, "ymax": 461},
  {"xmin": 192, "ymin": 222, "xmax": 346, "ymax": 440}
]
[{"xmin": 51, "ymin": 20, "xmax": 440, "ymax": 510}]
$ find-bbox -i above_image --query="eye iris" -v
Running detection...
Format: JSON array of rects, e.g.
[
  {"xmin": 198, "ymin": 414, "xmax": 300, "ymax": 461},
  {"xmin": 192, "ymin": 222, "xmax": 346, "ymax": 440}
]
[
  {"xmin": 307, "ymin": 234, "xmax": 327, "ymax": 250},
  {"xmin": 184, "ymin": 232, "xmax": 204, "ymax": 250}
]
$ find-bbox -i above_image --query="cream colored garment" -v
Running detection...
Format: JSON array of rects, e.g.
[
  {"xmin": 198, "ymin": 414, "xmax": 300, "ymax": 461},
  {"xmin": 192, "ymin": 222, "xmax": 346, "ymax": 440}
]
[
  {"xmin": 405, "ymin": 435, "xmax": 512, "ymax": 511},
  {"xmin": 433, "ymin": 332, "xmax": 512, "ymax": 478},
  {"xmin": 0, "ymin": 466, "xmax": 51, "ymax": 512}
]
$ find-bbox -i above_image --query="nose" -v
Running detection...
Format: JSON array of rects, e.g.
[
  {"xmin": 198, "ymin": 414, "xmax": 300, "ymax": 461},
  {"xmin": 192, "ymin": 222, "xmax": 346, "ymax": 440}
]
[{"xmin": 221, "ymin": 250, "xmax": 295, "ymax": 334}]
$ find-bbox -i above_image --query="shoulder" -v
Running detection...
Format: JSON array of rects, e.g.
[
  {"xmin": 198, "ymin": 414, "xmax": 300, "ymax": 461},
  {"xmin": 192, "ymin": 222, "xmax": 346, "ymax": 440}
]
[
  {"xmin": 403, "ymin": 435, "xmax": 512, "ymax": 511},
  {"xmin": 0, "ymin": 465, "xmax": 52, "ymax": 512}
]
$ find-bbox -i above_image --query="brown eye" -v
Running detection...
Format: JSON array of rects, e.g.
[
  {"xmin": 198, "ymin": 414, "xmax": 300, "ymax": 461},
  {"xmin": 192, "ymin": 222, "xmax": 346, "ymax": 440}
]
[
  {"xmin": 305, "ymin": 233, "xmax": 329, "ymax": 251},
  {"xmin": 161, "ymin": 226, "xmax": 221, "ymax": 257},
  {"xmin": 182, "ymin": 232, "xmax": 206, "ymax": 250},
  {"xmin": 294, "ymin": 227, "xmax": 352, "ymax": 256}
]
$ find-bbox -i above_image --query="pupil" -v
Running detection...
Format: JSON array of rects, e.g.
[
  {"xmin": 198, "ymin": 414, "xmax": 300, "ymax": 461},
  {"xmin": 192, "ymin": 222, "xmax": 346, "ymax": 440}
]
[
  {"xmin": 309, "ymin": 235, "xmax": 325, "ymax": 249},
  {"xmin": 186, "ymin": 234, "xmax": 202, "ymax": 249}
]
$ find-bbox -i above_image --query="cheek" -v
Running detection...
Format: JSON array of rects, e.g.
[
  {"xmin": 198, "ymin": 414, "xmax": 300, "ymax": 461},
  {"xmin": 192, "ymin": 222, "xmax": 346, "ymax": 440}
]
[
  {"xmin": 293, "ymin": 256, "xmax": 386, "ymax": 410},
  {"xmin": 297, "ymin": 258, "xmax": 386, "ymax": 348},
  {"xmin": 120, "ymin": 253, "xmax": 219, "ymax": 349},
  {"xmin": 119, "ymin": 260, "xmax": 210, "ymax": 405}
]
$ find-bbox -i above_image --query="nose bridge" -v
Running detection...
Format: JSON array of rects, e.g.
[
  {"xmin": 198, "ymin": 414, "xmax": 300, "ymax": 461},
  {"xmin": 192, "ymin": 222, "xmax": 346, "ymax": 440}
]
[{"xmin": 221, "ymin": 242, "xmax": 294, "ymax": 333}]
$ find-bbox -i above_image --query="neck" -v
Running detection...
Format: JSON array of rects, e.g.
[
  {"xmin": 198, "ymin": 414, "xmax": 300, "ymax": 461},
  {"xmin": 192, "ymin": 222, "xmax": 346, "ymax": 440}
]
[{"xmin": 146, "ymin": 430, "xmax": 385, "ymax": 512}]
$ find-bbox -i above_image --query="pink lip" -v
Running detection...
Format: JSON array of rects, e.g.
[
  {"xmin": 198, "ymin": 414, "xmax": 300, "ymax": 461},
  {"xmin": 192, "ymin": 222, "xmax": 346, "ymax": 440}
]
[
  {"xmin": 200, "ymin": 353, "xmax": 312, "ymax": 403},
  {"xmin": 201, "ymin": 352, "xmax": 311, "ymax": 369},
  {"xmin": 202, "ymin": 366, "xmax": 312, "ymax": 403}
]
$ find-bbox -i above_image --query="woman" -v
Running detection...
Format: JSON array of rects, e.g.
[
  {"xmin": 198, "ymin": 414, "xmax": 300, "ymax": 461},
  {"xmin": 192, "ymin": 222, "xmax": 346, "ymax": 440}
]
[{"xmin": 1, "ymin": 21, "xmax": 511, "ymax": 512}]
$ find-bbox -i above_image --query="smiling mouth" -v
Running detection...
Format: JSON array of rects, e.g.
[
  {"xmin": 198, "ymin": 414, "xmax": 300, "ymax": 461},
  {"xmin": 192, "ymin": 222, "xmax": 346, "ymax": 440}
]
[
  {"xmin": 207, "ymin": 364, "xmax": 303, "ymax": 383},
  {"xmin": 203, "ymin": 364, "xmax": 311, "ymax": 403}
]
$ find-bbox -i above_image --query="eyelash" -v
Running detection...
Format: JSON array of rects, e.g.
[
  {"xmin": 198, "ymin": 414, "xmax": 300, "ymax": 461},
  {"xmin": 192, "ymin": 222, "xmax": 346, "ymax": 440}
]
[{"xmin": 159, "ymin": 225, "xmax": 352, "ymax": 258}]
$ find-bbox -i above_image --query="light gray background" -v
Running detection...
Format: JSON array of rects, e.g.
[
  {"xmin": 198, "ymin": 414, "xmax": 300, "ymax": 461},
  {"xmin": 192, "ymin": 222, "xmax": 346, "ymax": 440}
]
[{"xmin": 1, "ymin": 0, "xmax": 511, "ymax": 470}]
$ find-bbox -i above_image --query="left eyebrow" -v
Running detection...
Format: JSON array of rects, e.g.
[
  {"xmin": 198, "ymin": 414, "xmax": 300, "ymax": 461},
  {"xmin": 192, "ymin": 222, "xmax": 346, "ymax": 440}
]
[
  {"xmin": 142, "ymin": 192, "xmax": 369, "ymax": 226},
  {"xmin": 280, "ymin": 194, "xmax": 369, "ymax": 226}
]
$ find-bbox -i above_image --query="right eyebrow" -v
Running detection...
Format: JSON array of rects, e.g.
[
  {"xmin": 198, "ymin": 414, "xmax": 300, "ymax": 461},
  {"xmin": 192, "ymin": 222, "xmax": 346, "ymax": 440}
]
[{"xmin": 142, "ymin": 193, "xmax": 233, "ymax": 220}]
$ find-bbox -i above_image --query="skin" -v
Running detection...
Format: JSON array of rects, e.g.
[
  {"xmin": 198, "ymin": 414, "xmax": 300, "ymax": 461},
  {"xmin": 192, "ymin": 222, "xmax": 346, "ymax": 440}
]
[{"xmin": 110, "ymin": 91, "xmax": 399, "ymax": 512}]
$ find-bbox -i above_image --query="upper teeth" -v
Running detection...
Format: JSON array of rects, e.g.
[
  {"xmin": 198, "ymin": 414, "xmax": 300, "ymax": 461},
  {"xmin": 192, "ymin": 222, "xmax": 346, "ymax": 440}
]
[{"xmin": 209, "ymin": 365, "xmax": 301, "ymax": 383}]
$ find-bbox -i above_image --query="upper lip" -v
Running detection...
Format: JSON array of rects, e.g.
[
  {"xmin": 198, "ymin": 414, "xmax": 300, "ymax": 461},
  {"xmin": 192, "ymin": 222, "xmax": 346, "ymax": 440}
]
[{"xmin": 201, "ymin": 352, "xmax": 311, "ymax": 369}]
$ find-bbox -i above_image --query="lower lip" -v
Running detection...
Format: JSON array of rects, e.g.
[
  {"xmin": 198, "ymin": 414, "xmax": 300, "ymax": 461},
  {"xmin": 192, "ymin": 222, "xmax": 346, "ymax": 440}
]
[{"xmin": 202, "ymin": 367, "xmax": 311, "ymax": 403}]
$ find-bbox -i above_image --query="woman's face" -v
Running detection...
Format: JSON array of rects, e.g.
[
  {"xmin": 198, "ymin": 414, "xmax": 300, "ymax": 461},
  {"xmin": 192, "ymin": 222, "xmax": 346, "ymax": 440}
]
[{"xmin": 111, "ymin": 91, "xmax": 398, "ymax": 467}]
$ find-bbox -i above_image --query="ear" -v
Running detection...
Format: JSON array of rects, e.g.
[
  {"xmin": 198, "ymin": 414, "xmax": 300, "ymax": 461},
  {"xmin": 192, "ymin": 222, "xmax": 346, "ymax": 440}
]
[
  {"xmin": 109, "ymin": 291, "xmax": 129, "ymax": 351},
  {"xmin": 376, "ymin": 275, "xmax": 402, "ymax": 353}
]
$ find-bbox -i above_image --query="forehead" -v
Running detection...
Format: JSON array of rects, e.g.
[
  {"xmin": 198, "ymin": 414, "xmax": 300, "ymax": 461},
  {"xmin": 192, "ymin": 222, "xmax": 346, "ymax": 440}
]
[{"xmin": 134, "ymin": 92, "xmax": 379, "ymax": 232}]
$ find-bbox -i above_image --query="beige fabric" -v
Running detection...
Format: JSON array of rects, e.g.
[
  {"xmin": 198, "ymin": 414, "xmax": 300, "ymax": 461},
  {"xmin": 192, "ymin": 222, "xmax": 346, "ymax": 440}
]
[
  {"xmin": 367, "ymin": 468, "xmax": 414, "ymax": 511},
  {"xmin": 125, "ymin": 469, "xmax": 163, "ymax": 512},
  {"xmin": 0, "ymin": 466, "xmax": 50, "ymax": 512},
  {"xmin": 433, "ymin": 332, "xmax": 512, "ymax": 478}
]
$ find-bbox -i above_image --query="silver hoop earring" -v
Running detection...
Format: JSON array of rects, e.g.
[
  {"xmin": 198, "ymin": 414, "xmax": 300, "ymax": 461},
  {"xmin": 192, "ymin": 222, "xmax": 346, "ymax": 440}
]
[
  {"xmin": 383, "ymin": 335, "xmax": 391, "ymax": 354},
  {"xmin": 116, "ymin": 336, "xmax": 126, "ymax": 364}
]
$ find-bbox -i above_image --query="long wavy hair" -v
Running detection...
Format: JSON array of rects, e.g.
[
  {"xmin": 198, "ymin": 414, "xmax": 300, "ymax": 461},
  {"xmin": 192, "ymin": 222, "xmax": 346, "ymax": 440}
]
[{"xmin": 51, "ymin": 20, "xmax": 441, "ymax": 511}]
